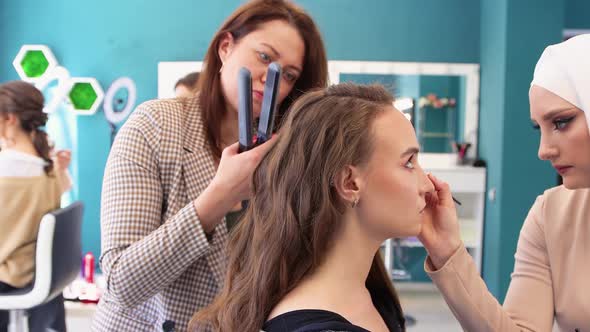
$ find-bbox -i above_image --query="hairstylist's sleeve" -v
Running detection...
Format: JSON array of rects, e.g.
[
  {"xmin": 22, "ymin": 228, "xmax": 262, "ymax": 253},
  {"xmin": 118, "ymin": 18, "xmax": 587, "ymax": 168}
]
[
  {"xmin": 425, "ymin": 196, "xmax": 553, "ymax": 331},
  {"xmin": 99, "ymin": 104, "xmax": 212, "ymax": 308}
]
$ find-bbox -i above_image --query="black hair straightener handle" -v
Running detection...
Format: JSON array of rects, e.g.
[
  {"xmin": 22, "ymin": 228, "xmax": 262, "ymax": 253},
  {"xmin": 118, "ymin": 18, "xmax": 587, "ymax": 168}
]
[
  {"xmin": 237, "ymin": 62, "xmax": 282, "ymax": 153},
  {"xmin": 256, "ymin": 62, "xmax": 281, "ymax": 145},
  {"xmin": 238, "ymin": 67, "xmax": 253, "ymax": 153}
]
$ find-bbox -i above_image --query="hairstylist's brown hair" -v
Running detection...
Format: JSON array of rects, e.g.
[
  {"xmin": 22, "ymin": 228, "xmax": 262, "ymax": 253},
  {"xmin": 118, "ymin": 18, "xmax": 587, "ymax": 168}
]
[
  {"xmin": 175, "ymin": 72, "xmax": 200, "ymax": 90},
  {"xmin": 197, "ymin": 0, "xmax": 328, "ymax": 158},
  {"xmin": 191, "ymin": 83, "xmax": 406, "ymax": 332},
  {"xmin": 0, "ymin": 81, "xmax": 53, "ymax": 175}
]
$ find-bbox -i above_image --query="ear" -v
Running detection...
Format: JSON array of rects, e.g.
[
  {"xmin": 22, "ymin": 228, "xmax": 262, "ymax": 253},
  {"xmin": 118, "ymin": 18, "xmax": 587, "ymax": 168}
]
[
  {"xmin": 5, "ymin": 113, "xmax": 18, "ymax": 126},
  {"xmin": 217, "ymin": 32, "xmax": 235, "ymax": 64},
  {"xmin": 333, "ymin": 165, "xmax": 366, "ymax": 206}
]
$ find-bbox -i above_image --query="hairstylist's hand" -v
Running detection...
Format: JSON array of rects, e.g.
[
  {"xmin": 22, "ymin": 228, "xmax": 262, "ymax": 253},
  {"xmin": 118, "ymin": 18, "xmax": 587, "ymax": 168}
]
[
  {"xmin": 418, "ymin": 174, "xmax": 462, "ymax": 270},
  {"xmin": 213, "ymin": 139, "xmax": 277, "ymax": 203},
  {"xmin": 194, "ymin": 138, "xmax": 277, "ymax": 233}
]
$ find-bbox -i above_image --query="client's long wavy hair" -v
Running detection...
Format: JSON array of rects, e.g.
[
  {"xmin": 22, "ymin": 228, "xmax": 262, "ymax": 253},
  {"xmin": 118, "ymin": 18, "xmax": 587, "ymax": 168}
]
[{"xmin": 191, "ymin": 83, "xmax": 405, "ymax": 331}]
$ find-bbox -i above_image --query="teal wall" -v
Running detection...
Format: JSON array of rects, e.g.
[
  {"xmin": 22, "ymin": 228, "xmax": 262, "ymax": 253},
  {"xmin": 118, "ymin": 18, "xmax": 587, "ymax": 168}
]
[
  {"xmin": 565, "ymin": 0, "xmax": 590, "ymax": 28},
  {"xmin": 479, "ymin": 0, "xmax": 509, "ymax": 299},
  {"xmin": 302, "ymin": 0, "xmax": 481, "ymax": 62},
  {"xmin": 0, "ymin": 0, "xmax": 480, "ymax": 266},
  {"xmin": 479, "ymin": 0, "xmax": 564, "ymax": 302}
]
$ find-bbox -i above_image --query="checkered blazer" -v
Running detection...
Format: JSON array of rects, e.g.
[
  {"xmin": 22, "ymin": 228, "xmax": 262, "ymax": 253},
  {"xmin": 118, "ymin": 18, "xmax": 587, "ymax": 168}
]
[{"xmin": 91, "ymin": 96, "xmax": 228, "ymax": 332}]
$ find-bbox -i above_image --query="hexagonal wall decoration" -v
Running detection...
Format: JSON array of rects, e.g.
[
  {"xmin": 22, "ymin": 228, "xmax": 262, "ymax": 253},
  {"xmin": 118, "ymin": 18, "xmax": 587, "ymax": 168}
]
[
  {"xmin": 67, "ymin": 77, "xmax": 104, "ymax": 115},
  {"xmin": 13, "ymin": 45, "xmax": 58, "ymax": 83}
]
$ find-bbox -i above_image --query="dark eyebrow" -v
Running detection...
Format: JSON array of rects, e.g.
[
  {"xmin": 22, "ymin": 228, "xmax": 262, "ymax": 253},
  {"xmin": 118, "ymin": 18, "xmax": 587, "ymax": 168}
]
[
  {"xmin": 400, "ymin": 147, "xmax": 419, "ymax": 158},
  {"xmin": 531, "ymin": 107, "xmax": 579, "ymax": 125},
  {"xmin": 542, "ymin": 107, "xmax": 579, "ymax": 121},
  {"xmin": 261, "ymin": 43, "xmax": 302, "ymax": 73},
  {"xmin": 261, "ymin": 43, "xmax": 279, "ymax": 57}
]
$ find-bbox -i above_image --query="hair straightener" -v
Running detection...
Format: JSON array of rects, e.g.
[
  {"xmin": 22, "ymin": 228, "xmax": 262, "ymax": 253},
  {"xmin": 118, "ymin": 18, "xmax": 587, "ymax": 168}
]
[{"xmin": 238, "ymin": 62, "xmax": 281, "ymax": 153}]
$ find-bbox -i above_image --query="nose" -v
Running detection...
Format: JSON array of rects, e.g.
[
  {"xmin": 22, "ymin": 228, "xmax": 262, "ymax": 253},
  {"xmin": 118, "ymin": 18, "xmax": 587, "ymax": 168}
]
[
  {"xmin": 258, "ymin": 66, "xmax": 268, "ymax": 84},
  {"xmin": 537, "ymin": 133, "xmax": 558, "ymax": 161},
  {"xmin": 418, "ymin": 168, "xmax": 435, "ymax": 195}
]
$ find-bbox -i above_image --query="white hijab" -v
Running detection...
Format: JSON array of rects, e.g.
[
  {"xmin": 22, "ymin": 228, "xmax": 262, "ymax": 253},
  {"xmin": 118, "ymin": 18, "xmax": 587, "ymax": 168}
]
[{"xmin": 531, "ymin": 34, "xmax": 590, "ymax": 131}]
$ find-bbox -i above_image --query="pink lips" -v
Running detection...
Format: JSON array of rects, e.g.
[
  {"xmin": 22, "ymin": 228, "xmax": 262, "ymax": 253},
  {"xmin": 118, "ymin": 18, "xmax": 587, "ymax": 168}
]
[
  {"xmin": 253, "ymin": 90, "xmax": 263, "ymax": 102},
  {"xmin": 554, "ymin": 165, "xmax": 573, "ymax": 175}
]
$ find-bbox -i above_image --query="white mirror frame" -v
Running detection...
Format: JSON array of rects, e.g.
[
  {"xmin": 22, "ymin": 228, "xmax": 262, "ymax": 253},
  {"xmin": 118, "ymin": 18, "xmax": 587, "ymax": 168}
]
[{"xmin": 328, "ymin": 61, "xmax": 480, "ymax": 166}]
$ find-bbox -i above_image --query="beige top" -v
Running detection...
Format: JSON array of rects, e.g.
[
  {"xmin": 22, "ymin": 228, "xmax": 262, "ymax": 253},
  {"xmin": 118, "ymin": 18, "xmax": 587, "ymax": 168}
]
[
  {"xmin": 426, "ymin": 185, "xmax": 590, "ymax": 331},
  {"xmin": 0, "ymin": 175, "xmax": 61, "ymax": 287}
]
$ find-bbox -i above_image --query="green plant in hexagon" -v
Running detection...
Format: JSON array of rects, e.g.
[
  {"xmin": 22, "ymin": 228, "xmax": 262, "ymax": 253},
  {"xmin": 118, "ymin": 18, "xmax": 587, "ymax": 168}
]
[
  {"xmin": 69, "ymin": 82, "xmax": 98, "ymax": 111},
  {"xmin": 20, "ymin": 50, "xmax": 49, "ymax": 78}
]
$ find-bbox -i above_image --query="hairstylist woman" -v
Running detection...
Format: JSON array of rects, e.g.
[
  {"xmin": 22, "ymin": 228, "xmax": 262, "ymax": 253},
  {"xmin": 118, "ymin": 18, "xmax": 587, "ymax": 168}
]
[{"xmin": 91, "ymin": 0, "xmax": 328, "ymax": 331}]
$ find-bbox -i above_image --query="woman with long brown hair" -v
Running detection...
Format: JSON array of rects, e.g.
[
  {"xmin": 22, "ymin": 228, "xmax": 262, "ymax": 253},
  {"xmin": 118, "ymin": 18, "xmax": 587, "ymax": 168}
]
[
  {"xmin": 193, "ymin": 83, "xmax": 435, "ymax": 332},
  {"xmin": 0, "ymin": 80, "xmax": 72, "ymax": 331},
  {"xmin": 92, "ymin": 0, "xmax": 328, "ymax": 330}
]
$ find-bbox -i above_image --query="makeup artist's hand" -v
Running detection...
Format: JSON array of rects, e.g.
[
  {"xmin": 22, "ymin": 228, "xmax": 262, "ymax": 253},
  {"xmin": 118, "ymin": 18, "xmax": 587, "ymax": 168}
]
[
  {"xmin": 418, "ymin": 174, "xmax": 462, "ymax": 270},
  {"xmin": 193, "ymin": 137, "xmax": 277, "ymax": 233}
]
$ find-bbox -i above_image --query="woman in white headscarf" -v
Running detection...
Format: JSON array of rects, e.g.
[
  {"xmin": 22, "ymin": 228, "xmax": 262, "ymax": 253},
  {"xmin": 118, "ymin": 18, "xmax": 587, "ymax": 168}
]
[{"xmin": 418, "ymin": 34, "xmax": 590, "ymax": 331}]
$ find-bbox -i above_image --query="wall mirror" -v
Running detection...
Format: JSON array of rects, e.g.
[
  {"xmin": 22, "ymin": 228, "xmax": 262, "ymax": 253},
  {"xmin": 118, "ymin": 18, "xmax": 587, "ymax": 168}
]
[{"xmin": 328, "ymin": 61, "xmax": 480, "ymax": 160}]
